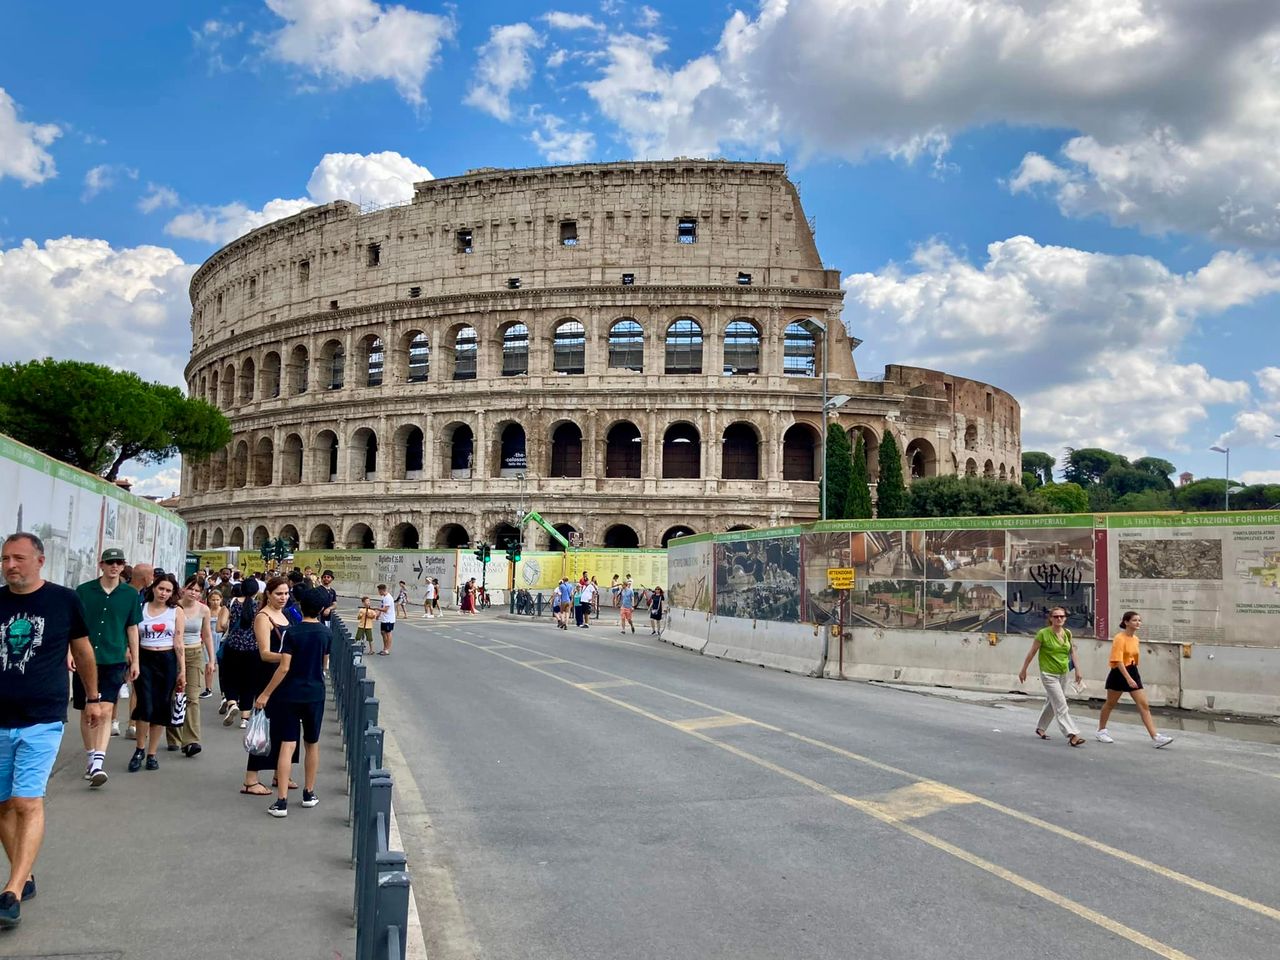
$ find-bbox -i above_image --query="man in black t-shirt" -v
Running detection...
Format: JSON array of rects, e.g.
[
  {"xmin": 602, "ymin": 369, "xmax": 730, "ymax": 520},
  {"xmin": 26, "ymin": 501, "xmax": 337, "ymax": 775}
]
[
  {"xmin": 0, "ymin": 532, "xmax": 103, "ymax": 929},
  {"xmin": 318, "ymin": 570, "xmax": 338, "ymax": 627}
]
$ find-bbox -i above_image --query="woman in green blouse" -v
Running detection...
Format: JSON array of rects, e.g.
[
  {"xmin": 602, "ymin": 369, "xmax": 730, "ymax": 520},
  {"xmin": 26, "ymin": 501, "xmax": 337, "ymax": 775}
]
[{"xmin": 1018, "ymin": 606, "xmax": 1086, "ymax": 747}]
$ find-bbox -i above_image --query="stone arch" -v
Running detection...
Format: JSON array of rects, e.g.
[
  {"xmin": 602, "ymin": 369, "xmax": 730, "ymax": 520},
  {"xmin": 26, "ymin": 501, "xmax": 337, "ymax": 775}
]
[
  {"xmin": 197, "ymin": 528, "xmax": 209, "ymax": 549},
  {"xmin": 228, "ymin": 526, "xmax": 245, "ymax": 548},
  {"xmin": 727, "ymin": 524, "xmax": 753, "ymax": 532},
  {"xmin": 231, "ymin": 439, "xmax": 249, "ymax": 488},
  {"xmin": 393, "ymin": 424, "xmax": 424, "ymax": 480},
  {"xmin": 278, "ymin": 524, "xmax": 300, "ymax": 549},
  {"xmin": 847, "ymin": 425, "xmax": 880, "ymax": 483},
  {"xmin": 906, "ymin": 438, "xmax": 937, "ymax": 480},
  {"xmin": 281, "ymin": 433, "xmax": 304, "ymax": 485},
  {"xmin": 238, "ymin": 357, "xmax": 256, "ymax": 404},
  {"xmin": 442, "ymin": 422, "xmax": 474, "ymax": 478},
  {"xmin": 436, "ymin": 523, "xmax": 470, "ymax": 548},
  {"xmin": 500, "ymin": 322, "xmax": 529, "ymax": 377},
  {"xmin": 220, "ymin": 363, "xmax": 236, "ymax": 407},
  {"xmin": 358, "ymin": 333, "xmax": 384, "ymax": 387},
  {"xmin": 608, "ymin": 318, "xmax": 644, "ymax": 372},
  {"xmin": 209, "ymin": 369, "xmax": 219, "ymax": 406},
  {"xmin": 252, "ymin": 436, "xmax": 274, "ymax": 487},
  {"xmin": 965, "ymin": 457, "xmax": 978, "ymax": 477},
  {"xmin": 722, "ymin": 319, "xmax": 761, "ymax": 375},
  {"xmin": 345, "ymin": 522, "xmax": 375, "ymax": 549},
  {"xmin": 661, "ymin": 526, "xmax": 696, "ymax": 547},
  {"xmin": 389, "ymin": 522, "xmax": 420, "ymax": 549},
  {"xmin": 308, "ymin": 523, "xmax": 335, "ymax": 549},
  {"xmin": 552, "ymin": 318, "xmax": 586, "ymax": 375},
  {"xmin": 251, "ymin": 525, "xmax": 270, "ymax": 549},
  {"xmin": 349, "ymin": 427, "xmax": 378, "ymax": 481},
  {"xmin": 782, "ymin": 423, "xmax": 819, "ymax": 481},
  {"xmin": 313, "ymin": 429, "xmax": 339, "ymax": 483},
  {"xmin": 549, "ymin": 421, "xmax": 583, "ymax": 478},
  {"xmin": 602, "ymin": 524, "xmax": 640, "ymax": 548},
  {"xmin": 491, "ymin": 522, "xmax": 520, "ymax": 549},
  {"xmin": 783, "ymin": 321, "xmax": 817, "ymax": 377},
  {"xmin": 210, "ymin": 447, "xmax": 228, "ymax": 490},
  {"xmin": 550, "ymin": 523, "xmax": 577, "ymax": 551},
  {"xmin": 605, "ymin": 420, "xmax": 642, "ymax": 478},
  {"xmin": 317, "ymin": 339, "xmax": 344, "ymax": 391},
  {"xmin": 260, "ymin": 351, "xmax": 282, "ymax": 399},
  {"xmin": 496, "ymin": 421, "xmax": 527, "ymax": 476},
  {"xmin": 722, "ymin": 421, "xmax": 760, "ymax": 480},
  {"xmin": 999, "ymin": 463, "xmax": 1008, "ymax": 481},
  {"xmin": 402, "ymin": 330, "xmax": 430, "ymax": 383},
  {"xmin": 665, "ymin": 317, "xmax": 703, "ymax": 374},
  {"xmin": 662, "ymin": 422, "xmax": 701, "ymax": 479},
  {"xmin": 287, "ymin": 344, "xmax": 309, "ymax": 395},
  {"xmin": 964, "ymin": 422, "xmax": 977, "ymax": 448},
  {"xmin": 984, "ymin": 459, "xmax": 995, "ymax": 479},
  {"xmin": 450, "ymin": 324, "xmax": 478, "ymax": 381},
  {"xmin": 211, "ymin": 526, "xmax": 225, "ymax": 548}
]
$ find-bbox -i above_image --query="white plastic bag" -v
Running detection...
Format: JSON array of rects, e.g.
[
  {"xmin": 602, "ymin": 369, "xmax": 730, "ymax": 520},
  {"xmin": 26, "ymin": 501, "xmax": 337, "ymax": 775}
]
[
  {"xmin": 243, "ymin": 708, "xmax": 271, "ymax": 756},
  {"xmin": 170, "ymin": 691, "xmax": 187, "ymax": 727}
]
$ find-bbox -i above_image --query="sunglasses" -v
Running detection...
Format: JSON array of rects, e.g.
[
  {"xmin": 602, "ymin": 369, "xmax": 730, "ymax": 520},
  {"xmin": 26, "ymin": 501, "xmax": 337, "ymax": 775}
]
[{"xmin": 104, "ymin": 559, "xmax": 126, "ymax": 566}]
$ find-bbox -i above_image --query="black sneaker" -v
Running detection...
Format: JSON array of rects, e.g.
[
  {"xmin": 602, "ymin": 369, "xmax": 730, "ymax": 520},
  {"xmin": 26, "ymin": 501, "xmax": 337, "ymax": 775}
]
[
  {"xmin": 301, "ymin": 790, "xmax": 319, "ymax": 808},
  {"xmin": 89, "ymin": 768, "xmax": 109, "ymax": 788},
  {"xmin": 182, "ymin": 743, "xmax": 202, "ymax": 758},
  {"xmin": 0, "ymin": 890, "xmax": 19, "ymax": 929},
  {"xmin": 21, "ymin": 875, "xmax": 35, "ymax": 901},
  {"xmin": 127, "ymin": 748, "xmax": 144, "ymax": 772},
  {"xmin": 198, "ymin": 688, "xmax": 213, "ymax": 699},
  {"xmin": 267, "ymin": 798, "xmax": 288, "ymax": 818},
  {"xmin": 145, "ymin": 755, "xmax": 159, "ymax": 771}
]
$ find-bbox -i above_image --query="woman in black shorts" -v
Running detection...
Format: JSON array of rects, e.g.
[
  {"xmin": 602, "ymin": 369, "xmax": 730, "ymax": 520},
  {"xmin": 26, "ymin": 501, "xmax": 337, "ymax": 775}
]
[
  {"xmin": 648, "ymin": 586, "xmax": 666, "ymax": 636},
  {"xmin": 1095, "ymin": 611, "xmax": 1173, "ymax": 748}
]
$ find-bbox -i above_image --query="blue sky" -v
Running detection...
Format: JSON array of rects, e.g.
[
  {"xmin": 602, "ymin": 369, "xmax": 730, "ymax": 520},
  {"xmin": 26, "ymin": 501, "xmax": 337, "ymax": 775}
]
[{"xmin": 2, "ymin": 0, "xmax": 1279, "ymax": 496}]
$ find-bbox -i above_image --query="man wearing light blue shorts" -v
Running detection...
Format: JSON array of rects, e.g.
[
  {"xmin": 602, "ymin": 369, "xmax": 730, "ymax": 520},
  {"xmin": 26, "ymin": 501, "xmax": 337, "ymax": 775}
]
[{"xmin": 0, "ymin": 533, "xmax": 102, "ymax": 930}]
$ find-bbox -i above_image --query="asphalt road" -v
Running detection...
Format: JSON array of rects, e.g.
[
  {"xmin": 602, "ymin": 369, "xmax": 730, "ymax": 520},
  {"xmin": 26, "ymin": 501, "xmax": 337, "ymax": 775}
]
[{"xmin": 363, "ymin": 612, "xmax": 1280, "ymax": 960}]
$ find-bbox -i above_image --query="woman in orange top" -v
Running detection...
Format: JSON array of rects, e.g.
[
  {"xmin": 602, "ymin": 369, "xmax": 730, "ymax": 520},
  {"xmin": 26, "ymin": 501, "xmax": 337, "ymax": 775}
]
[{"xmin": 1095, "ymin": 611, "xmax": 1173, "ymax": 748}]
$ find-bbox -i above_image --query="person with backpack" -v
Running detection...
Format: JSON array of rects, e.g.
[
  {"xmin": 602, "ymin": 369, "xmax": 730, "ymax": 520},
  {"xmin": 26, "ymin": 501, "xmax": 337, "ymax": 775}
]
[{"xmin": 1018, "ymin": 606, "xmax": 1086, "ymax": 747}]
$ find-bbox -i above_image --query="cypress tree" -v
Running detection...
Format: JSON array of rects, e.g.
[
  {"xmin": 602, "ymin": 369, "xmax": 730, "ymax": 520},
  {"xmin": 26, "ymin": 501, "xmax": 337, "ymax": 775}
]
[
  {"xmin": 847, "ymin": 432, "xmax": 874, "ymax": 519},
  {"xmin": 823, "ymin": 422, "xmax": 853, "ymax": 519},
  {"xmin": 876, "ymin": 431, "xmax": 909, "ymax": 518}
]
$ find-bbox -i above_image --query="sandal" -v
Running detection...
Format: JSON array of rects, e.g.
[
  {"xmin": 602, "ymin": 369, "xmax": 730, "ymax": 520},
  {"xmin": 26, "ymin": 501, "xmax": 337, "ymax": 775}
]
[
  {"xmin": 1068, "ymin": 735, "xmax": 1086, "ymax": 748},
  {"xmin": 240, "ymin": 783, "xmax": 271, "ymax": 796},
  {"xmin": 1035, "ymin": 728, "xmax": 1051, "ymax": 740}
]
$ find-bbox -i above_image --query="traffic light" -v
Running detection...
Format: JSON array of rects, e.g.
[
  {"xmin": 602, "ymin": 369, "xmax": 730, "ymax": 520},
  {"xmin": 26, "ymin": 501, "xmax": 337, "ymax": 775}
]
[
  {"xmin": 505, "ymin": 543, "xmax": 522, "ymax": 564},
  {"xmin": 483, "ymin": 544, "xmax": 491, "ymax": 563},
  {"xmin": 474, "ymin": 543, "xmax": 491, "ymax": 563}
]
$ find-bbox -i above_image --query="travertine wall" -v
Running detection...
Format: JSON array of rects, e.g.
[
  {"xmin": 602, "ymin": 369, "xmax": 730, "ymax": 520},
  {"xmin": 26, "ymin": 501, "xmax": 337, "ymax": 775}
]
[{"xmin": 179, "ymin": 161, "xmax": 1021, "ymax": 551}]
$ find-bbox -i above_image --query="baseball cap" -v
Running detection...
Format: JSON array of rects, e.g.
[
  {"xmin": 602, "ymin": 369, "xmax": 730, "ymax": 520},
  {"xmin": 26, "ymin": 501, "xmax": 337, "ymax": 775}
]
[{"xmin": 100, "ymin": 547, "xmax": 126, "ymax": 563}]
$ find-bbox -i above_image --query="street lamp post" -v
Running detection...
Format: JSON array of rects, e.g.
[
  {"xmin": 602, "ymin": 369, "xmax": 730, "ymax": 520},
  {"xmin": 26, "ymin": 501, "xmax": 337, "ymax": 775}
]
[{"xmin": 1210, "ymin": 444, "xmax": 1230, "ymax": 511}]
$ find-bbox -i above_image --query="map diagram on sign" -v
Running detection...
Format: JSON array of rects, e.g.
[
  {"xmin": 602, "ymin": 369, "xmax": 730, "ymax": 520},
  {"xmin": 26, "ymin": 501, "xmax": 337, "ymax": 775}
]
[{"xmin": 1236, "ymin": 549, "xmax": 1280, "ymax": 590}]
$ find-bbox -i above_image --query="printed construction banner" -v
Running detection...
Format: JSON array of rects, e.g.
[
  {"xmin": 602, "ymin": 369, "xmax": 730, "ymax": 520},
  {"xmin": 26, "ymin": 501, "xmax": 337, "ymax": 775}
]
[
  {"xmin": 565, "ymin": 549, "xmax": 668, "ymax": 593},
  {"xmin": 668, "ymin": 535, "xmax": 714, "ymax": 612},
  {"xmin": 715, "ymin": 534, "xmax": 801, "ymax": 622},
  {"xmin": 1105, "ymin": 512, "xmax": 1280, "ymax": 646},
  {"xmin": 515, "ymin": 552, "xmax": 566, "ymax": 592},
  {"xmin": 291, "ymin": 550, "xmax": 456, "ymax": 602}
]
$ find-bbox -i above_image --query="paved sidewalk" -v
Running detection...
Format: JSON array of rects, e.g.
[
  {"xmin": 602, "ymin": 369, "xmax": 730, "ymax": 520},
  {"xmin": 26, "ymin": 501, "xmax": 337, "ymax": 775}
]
[{"xmin": 1, "ymin": 693, "xmax": 356, "ymax": 959}]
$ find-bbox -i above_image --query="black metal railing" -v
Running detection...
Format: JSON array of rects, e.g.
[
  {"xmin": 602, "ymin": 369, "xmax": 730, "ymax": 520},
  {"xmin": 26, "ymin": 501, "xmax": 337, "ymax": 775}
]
[{"xmin": 331, "ymin": 613, "xmax": 412, "ymax": 960}]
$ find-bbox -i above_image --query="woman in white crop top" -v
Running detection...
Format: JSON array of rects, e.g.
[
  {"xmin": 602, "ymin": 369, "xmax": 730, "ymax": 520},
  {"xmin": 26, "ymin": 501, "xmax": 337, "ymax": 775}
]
[{"xmin": 128, "ymin": 574, "xmax": 186, "ymax": 772}]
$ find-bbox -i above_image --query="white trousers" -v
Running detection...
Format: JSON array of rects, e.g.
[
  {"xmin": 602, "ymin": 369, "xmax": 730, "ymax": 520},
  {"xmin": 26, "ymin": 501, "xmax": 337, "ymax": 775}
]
[{"xmin": 1038, "ymin": 670, "xmax": 1079, "ymax": 738}]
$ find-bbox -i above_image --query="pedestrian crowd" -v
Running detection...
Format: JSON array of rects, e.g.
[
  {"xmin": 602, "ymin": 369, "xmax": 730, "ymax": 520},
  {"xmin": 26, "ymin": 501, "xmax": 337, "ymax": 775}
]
[{"xmin": 0, "ymin": 533, "xmax": 336, "ymax": 930}]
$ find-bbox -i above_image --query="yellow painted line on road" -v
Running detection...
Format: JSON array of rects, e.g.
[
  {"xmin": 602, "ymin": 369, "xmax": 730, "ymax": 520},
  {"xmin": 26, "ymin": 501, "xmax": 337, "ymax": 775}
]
[
  {"xmin": 573, "ymin": 679, "xmax": 637, "ymax": 691},
  {"xmin": 672, "ymin": 714, "xmax": 756, "ymax": 732},
  {"xmin": 453, "ymin": 636, "xmax": 1201, "ymax": 959},
  {"xmin": 862, "ymin": 782, "xmax": 977, "ymax": 822}
]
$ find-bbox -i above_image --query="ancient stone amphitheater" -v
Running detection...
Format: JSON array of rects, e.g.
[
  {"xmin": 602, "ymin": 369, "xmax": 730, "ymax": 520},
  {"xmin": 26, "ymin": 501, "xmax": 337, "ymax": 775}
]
[{"xmin": 179, "ymin": 160, "xmax": 1020, "ymax": 551}]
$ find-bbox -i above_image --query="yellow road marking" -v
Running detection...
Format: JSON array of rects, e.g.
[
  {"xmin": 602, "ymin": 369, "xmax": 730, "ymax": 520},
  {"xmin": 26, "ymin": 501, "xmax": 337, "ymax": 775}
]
[
  {"xmin": 453, "ymin": 637, "xmax": 1203, "ymax": 959},
  {"xmin": 862, "ymin": 781, "xmax": 977, "ymax": 822},
  {"xmin": 469, "ymin": 626, "xmax": 1280, "ymax": 931},
  {"xmin": 672, "ymin": 714, "xmax": 756, "ymax": 732}
]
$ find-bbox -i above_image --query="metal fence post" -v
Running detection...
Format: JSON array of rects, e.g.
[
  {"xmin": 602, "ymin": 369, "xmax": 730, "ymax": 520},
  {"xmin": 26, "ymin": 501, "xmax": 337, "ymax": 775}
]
[{"xmin": 373, "ymin": 870, "xmax": 411, "ymax": 960}]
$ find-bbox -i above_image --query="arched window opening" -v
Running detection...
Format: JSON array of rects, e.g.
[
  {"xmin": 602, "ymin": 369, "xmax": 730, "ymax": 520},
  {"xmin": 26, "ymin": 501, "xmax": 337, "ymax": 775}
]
[
  {"xmin": 448, "ymin": 424, "xmax": 474, "ymax": 478},
  {"xmin": 401, "ymin": 426, "xmax": 424, "ymax": 479},
  {"xmin": 278, "ymin": 525, "xmax": 300, "ymax": 551},
  {"xmin": 229, "ymin": 527, "xmax": 245, "ymax": 548},
  {"xmin": 965, "ymin": 457, "xmax": 978, "ymax": 477},
  {"xmin": 251, "ymin": 525, "xmax": 270, "ymax": 550},
  {"xmin": 345, "ymin": 523, "xmax": 375, "ymax": 549},
  {"xmin": 603, "ymin": 524, "xmax": 640, "ymax": 548},
  {"xmin": 782, "ymin": 424, "xmax": 818, "ymax": 481},
  {"xmin": 551, "ymin": 524, "xmax": 577, "ymax": 551},
  {"xmin": 549, "ymin": 423, "xmax": 582, "ymax": 478},
  {"xmin": 312, "ymin": 430, "xmax": 339, "ymax": 483},
  {"xmin": 722, "ymin": 320, "xmax": 761, "ymax": 375},
  {"xmin": 661, "ymin": 526, "xmax": 695, "ymax": 547},
  {"xmin": 727, "ymin": 524, "xmax": 753, "ymax": 532},
  {"xmin": 209, "ymin": 370, "xmax": 220, "ymax": 406},
  {"xmin": 906, "ymin": 439, "xmax": 937, "ymax": 480},
  {"xmin": 211, "ymin": 448, "xmax": 228, "ymax": 490},
  {"xmin": 221, "ymin": 365, "xmax": 235, "ymax": 407},
  {"xmin": 436, "ymin": 524, "xmax": 470, "ymax": 549},
  {"xmin": 238, "ymin": 358, "xmax": 256, "ymax": 404},
  {"xmin": 211, "ymin": 527, "xmax": 225, "ymax": 548},
  {"xmin": 350, "ymin": 428, "xmax": 378, "ymax": 481},
  {"xmin": 362, "ymin": 335, "xmax": 384, "ymax": 387},
  {"xmin": 553, "ymin": 320, "xmax": 586, "ymax": 375},
  {"xmin": 964, "ymin": 422, "xmax": 977, "ymax": 448},
  {"xmin": 407, "ymin": 333, "xmax": 430, "ymax": 383},
  {"xmin": 499, "ymin": 423, "xmax": 526, "ymax": 476},
  {"xmin": 252, "ymin": 437, "xmax": 274, "ymax": 487},
  {"xmin": 605, "ymin": 422, "xmax": 642, "ymax": 478},
  {"xmin": 198, "ymin": 529, "xmax": 209, "ymax": 549},
  {"xmin": 308, "ymin": 524, "xmax": 335, "ymax": 549},
  {"xmin": 453, "ymin": 327, "xmax": 477, "ymax": 380},
  {"xmin": 491, "ymin": 523, "xmax": 520, "ymax": 549},
  {"xmin": 287, "ymin": 344, "xmax": 309, "ymax": 395},
  {"xmin": 231, "ymin": 440, "xmax": 249, "ymax": 488},
  {"xmin": 608, "ymin": 319, "xmax": 644, "ymax": 372},
  {"xmin": 999, "ymin": 463, "xmax": 1008, "ymax": 481},
  {"xmin": 502, "ymin": 324, "xmax": 529, "ymax": 376},
  {"xmin": 783, "ymin": 322, "xmax": 817, "ymax": 377},
  {"xmin": 722, "ymin": 422, "xmax": 759, "ymax": 480},
  {"xmin": 848, "ymin": 425, "xmax": 880, "ymax": 483},
  {"xmin": 984, "ymin": 459, "xmax": 995, "ymax": 479},
  {"xmin": 319, "ymin": 340, "xmax": 345, "ymax": 390},
  {"xmin": 665, "ymin": 318, "xmax": 703, "ymax": 374},
  {"xmin": 390, "ymin": 523, "xmax": 420, "ymax": 549},
  {"xmin": 260, "ymin": 352, "xmax": 282, "ymax": 399},
  {"xmin": 662, "ymin": 423, "xmax": 701, "ymax": 479}
]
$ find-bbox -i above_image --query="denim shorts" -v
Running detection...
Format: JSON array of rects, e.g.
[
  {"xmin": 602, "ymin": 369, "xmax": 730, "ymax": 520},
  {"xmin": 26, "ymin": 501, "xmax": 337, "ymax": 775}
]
[{"xmin": 0, "ymin": 722, "xmax": 65, "ymax": 802}]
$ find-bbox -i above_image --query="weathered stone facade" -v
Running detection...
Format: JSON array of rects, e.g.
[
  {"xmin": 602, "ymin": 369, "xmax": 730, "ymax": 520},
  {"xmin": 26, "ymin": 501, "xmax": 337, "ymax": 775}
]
[{"xmin": 179, "ymin": 160, "xmax": 1020, "ymax": 551}]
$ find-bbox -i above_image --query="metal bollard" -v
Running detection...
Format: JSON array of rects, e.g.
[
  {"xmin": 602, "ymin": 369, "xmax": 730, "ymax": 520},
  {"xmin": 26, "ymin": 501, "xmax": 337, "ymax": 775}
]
[
  {"xmin": 536, "ymin": 592, "xmax": 544, "ymax": 617},
  {"xmin": 371, "ymin": 870, "xmax": 411, "ymax": 960}
]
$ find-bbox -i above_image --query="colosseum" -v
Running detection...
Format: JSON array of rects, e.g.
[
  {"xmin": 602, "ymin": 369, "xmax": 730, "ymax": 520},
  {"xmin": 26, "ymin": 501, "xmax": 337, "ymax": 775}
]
[{"xmin": 179, "ymin": 160, "xmax": 1021, "ymax": 552}]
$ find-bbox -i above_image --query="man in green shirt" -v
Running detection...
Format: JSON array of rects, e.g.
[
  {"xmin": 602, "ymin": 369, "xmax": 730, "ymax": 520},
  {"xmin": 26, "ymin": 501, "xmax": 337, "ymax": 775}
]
[{"xmin": 73, "ymin": 548, "xmax": 141, "ymax": 788}]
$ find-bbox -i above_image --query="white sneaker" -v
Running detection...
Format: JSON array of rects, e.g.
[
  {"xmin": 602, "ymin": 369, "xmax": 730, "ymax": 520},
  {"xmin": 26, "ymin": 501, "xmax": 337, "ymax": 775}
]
[
  {"xmin": 1152, "ymin": 734, "xmax": 1174, "ymax": 748},
  {"xmin": 1095, "ymin": 729, "xmax": 1114, "ymax": 743},
  {"xmin": 111, "ymin": 721, "xmax": 120, "ymax": 737}
]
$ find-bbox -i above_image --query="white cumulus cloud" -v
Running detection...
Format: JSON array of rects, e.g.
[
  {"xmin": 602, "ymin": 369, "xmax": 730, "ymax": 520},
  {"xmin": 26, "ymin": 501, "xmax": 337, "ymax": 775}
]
[
  {"xmin": 164, "ymin": 150, "xmax": 433, "ymax": 246},
  {"xmin": 82, "ymin": 163, "xmax": 138, "ymax": 201},
  {"xmin": 842, "ymin": 236, "xmax": 1280, "ymax": 457},
  {"xmin": 543, "ymin": 12, "xmax": 602, "ymax": 31},
  {"xmin": 530, "ymin": 115, "xmax": 595, "ymax": 164},
  {"xmin": 464, "ymin": 23, "xmax": 543, "ymax": 122},
  {"xmin": 138, "ymin": 184, "xmax": 180, "ymax": 214},
  {"xmin": 0, "ymin": 87, "xmax": 61, "ymax": 186},
  {"xmin": 1216, "ymin": 367, "xmax": 1280, "ymax": 452},
  {"xmin": 0, "ymin": 237, "xmax": 196, "ymax": 387},
  {"xmin": 265, "ymin": 0, "xmax": 455, "ymax": 106},
  {"xmin": 125, "ymin": 467, "xmax": 183, "ymax": 499}
]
